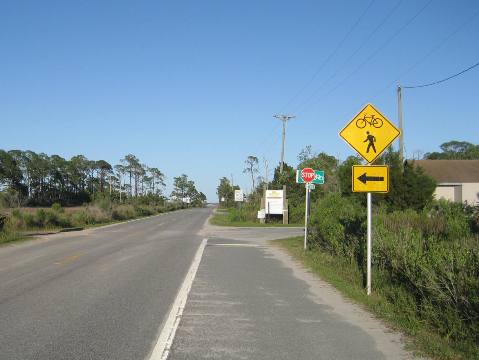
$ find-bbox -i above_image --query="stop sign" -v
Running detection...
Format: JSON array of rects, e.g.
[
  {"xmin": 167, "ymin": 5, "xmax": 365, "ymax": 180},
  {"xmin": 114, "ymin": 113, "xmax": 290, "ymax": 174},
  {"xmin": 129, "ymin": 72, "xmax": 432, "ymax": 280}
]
[{"xmin": 301, "ymin": 168, "xmax": 315, "ymax": 183}]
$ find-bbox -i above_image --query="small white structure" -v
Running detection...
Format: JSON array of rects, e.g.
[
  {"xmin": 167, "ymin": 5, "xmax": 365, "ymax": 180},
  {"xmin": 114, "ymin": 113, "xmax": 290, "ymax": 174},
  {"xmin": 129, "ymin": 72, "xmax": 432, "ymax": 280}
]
[
  {"xmin": 415, "ymin": 160, "xmax": 479, "ymax": 206},
  {"xmin": 234, "ymin": 190, "xmax": 244, "ymax": 202},
  {"xmin": 265, "ymin": 190, "xmax": 284, "ymax": 215}
]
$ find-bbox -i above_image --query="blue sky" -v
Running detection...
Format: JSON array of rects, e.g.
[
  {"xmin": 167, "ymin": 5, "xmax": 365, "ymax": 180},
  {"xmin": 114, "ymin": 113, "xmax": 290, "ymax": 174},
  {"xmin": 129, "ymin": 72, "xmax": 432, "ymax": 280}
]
[{"xmin": 1, "ymin": 0, "xmax": 478, "ymax": 201}]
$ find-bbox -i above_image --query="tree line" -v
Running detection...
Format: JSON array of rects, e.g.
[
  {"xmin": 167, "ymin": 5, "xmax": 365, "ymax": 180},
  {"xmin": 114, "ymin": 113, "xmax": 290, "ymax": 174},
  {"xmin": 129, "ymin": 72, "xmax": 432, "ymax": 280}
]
[
  {"xmin": 0, "ymin": 150, "xmax": 205, "ymax": 207},
  {"xmin": 218, "ymin": 139, "xmax": 478, "ymax": 217},
  {"xmin": 217, "ymin": 140, "xmax": 479, "ymax": 221},
  {"xmin": 424, "ymin": 140, "xmax": 479, "ymax": 160}
]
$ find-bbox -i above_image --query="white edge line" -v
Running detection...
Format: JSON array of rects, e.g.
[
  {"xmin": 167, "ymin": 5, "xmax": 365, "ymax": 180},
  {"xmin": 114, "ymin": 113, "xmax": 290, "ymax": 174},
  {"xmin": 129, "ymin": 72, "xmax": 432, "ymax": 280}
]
[
  {"xmin": 208, "ymin": 243, "xmax": 259, "ymax": 247},
  {"xmin": 148, "ymin": 238, "xmax": 208, "ymax": 360}
]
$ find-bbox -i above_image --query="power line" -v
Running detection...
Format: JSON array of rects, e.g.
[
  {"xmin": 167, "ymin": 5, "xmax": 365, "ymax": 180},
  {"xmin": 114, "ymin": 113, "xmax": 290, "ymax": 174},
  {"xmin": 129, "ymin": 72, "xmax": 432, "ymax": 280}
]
[
  {"xmin": 403, "ymin": 61, "xmax": 479, "ymax": 89},
  {"xmin": 279, "ymin": 0, "xmax": 376, "ymax": 112},
  {"xmin": 291, "ymin": 0, "xmax": 403, "ymax": 113},
  {"xmin": 367, "ymin": 7, "xmax": 479, "ymax": 100},
  {"xmin": 248, "ymin": 121, "xmax": 282, "ymax": 158},
  {"xmin": 295, "ymin": 0, "xmax": 433, "ymax": 115}
]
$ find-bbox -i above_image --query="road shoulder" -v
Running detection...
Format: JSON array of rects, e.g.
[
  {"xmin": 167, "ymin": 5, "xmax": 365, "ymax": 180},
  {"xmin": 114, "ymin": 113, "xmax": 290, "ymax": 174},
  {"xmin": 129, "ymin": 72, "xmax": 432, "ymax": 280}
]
[{"xmin": 169, "ymin": 224, "xmax": 420, "ymax": 359}]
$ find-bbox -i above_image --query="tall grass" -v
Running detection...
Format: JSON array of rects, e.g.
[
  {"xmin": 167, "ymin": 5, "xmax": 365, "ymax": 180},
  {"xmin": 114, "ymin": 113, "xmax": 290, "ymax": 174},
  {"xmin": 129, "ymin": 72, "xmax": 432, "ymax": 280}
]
[
  {"xmin": 1, "ymin": 200, "xmax": 185, "ymax": 236},
  {"xmin": 307, "ymin": 193, "xmax": 479, "ymax": 359}
]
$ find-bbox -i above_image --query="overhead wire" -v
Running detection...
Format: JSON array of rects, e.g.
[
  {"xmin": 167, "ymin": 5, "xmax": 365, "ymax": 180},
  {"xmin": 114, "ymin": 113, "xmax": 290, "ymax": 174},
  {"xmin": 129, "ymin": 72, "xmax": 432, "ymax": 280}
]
[
  {"xmin": 246, "ymin": 2, "xmax": 377, "ymax": 171},
  {"xmin": 294, "ymin": 0, "xmax": 433, "ymax": 115},
  {"xmin": 261, "ymin": 0, "xmax": 375, "ymax": 171},
  {"xmin": 279, "ymin": 0, "xmax": 376, "ymax": 113},
  {"xmin": 290, "ymin": 0, "xmax": 403, "ymax": 114},
  {"xmin": 367, "ymin": 8, "xmax": 479, "ymax": 100},
  {"xmin": 403, "ymin": 61, "xmax": 479, "ymax": 89}
]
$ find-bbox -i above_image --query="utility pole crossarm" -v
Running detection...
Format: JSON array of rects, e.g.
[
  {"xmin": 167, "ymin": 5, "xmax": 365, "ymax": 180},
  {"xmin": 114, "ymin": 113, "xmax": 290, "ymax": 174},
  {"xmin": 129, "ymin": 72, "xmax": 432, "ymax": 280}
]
[{"xmin": 273, "ymin": 114, "xmax": 296, "ymax": 174}]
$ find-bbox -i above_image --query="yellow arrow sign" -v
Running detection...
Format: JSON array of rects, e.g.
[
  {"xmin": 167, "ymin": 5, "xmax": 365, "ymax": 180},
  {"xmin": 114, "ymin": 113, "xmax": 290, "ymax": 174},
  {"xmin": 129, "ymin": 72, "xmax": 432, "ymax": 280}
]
[
  {"xmin": 340, "ymin": 103, "xmax": 400, "ymax": 163},
  {"xmin": 352, "ymin": 165, "xmax": 389, "ymax": 193}
]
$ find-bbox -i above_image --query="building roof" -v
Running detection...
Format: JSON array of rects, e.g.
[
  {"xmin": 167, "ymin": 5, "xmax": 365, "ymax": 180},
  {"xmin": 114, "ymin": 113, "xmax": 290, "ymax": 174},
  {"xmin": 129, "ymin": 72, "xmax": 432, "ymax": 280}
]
[{"xmin": 413, "ymin": 160, "xmax": 479, "ymax": 183}]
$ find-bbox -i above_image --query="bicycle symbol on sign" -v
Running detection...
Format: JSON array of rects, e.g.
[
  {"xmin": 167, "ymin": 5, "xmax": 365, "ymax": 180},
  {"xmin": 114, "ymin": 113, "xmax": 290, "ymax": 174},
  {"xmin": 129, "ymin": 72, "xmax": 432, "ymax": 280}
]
[{"xmin": 355, "ymin": 114, "xmax": 383, "ymax": 129}]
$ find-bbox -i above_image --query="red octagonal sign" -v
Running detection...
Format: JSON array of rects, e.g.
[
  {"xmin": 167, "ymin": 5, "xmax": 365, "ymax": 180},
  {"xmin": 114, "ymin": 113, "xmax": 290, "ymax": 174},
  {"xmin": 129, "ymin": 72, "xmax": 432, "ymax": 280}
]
[{"xmin": 301, "ymin": 168, "xmax": 315, "ymax": 183}]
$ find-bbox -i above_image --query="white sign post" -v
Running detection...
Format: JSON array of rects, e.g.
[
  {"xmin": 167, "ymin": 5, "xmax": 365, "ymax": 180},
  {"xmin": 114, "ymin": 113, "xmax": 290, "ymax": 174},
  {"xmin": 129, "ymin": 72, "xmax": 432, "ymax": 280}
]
[{"xmin": 257, "ymin": 209, "xmax": 265, "ymax": 219}]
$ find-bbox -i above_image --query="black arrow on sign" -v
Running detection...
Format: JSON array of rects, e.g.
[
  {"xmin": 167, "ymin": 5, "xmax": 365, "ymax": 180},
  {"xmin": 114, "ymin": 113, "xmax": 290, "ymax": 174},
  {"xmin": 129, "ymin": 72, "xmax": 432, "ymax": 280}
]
[{"xmin": 358, "ymin": 173, "xmax": 384, "ymax": 184}]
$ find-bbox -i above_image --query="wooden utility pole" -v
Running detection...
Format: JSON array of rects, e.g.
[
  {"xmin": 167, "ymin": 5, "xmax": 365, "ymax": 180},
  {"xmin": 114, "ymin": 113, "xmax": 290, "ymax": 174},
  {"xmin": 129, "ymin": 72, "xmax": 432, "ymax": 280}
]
[
  {"xmin": 397, "ymin": 85, "xmax": 404, "ymax": 162},
  {"xmin": 273, "ymin": 114, "xmax": 295, "ymax": 174}
]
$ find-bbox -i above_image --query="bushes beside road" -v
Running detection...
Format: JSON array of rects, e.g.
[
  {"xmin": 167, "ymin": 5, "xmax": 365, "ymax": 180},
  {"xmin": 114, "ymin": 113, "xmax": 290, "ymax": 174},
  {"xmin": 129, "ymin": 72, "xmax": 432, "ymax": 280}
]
[
  {"xmin": 305, "ymin": 193, "xmax": 479, "ymax": 359},
  {"xmin": 211, "ymin": 202, "xmax": 301, "ymax": 227},
  {"xmin": 0, "ymin": 199, "xmax": 186, "ymax": 245}
]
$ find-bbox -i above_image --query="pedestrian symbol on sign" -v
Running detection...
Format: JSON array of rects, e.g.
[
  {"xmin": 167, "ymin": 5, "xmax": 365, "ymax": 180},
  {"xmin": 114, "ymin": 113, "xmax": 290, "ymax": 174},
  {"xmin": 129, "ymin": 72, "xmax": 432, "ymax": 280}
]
[
  {"xmin": 339, "ymin": 103, "xmax": 400, "ymax": 164},
  {"xmin": 364, "ymin": 131, "xmax": 376, "ymax": 153}
]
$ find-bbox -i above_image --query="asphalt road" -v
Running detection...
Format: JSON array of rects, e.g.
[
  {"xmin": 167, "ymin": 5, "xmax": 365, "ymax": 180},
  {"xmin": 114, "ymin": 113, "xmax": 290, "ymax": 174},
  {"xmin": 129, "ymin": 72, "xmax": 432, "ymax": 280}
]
[
  {"xmin": 0, "ymin": 208, "xmax": 418, "ymax": 360},
  {"xmin": 0, "ymin": 208, "xmax": 211, "ymax": 360}
]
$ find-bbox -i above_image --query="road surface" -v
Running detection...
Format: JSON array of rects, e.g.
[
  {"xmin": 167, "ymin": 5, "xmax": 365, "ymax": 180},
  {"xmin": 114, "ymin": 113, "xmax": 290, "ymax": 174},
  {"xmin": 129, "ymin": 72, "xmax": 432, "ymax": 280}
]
[
  {"xmin": 0, "ymin": 207, "xmax": 418, "ymax": 359},
  {"xmin": 0, "ymin": 208, "xmax": 210, "ymax": 360}
]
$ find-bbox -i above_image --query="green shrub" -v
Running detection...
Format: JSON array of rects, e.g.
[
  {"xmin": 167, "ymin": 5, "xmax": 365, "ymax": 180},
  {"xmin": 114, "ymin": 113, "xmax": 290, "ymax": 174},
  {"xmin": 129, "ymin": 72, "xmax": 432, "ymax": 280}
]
[
  {"xmin": 11, "ymin": 208, "xmax": 22, "ymax": 219},
  {"xmin": 427, "ymin": 200, "xmax": 472, "ymax": 239},
  {"xmin": 0, "ymin": 229, "xmax": 21, "ymax": 244},
  {"xmin": 112, "ymin": 205, "xmax": 137, "ymax": 220},
  {"xmin": 1, "ymin": 201, "xmax": 179, "ymax": 236},
  {"xmin": 5, "ymin": 213, "xmax": 24, "ymax": 230},
  {"xmin": 289, "ymin": 202, "xmax": 305, "ymax": 224},
  {"xmin": 226, "ymin": 204, "xmax": 258, "ymax": 223},
  {"xmin": 375, "ymin": 203, "xmax": 478, "ymax": 346},
  {"xmin": 51, "ymin": 203, "xmax": 64, "ymax": 213},
  {"xmin": 23, "ymin": 212, "xmax": 36, "ymax": 228},
  {"xmin": 95, "ymin": 197, "xmax": 112, "ymax": 212},
  {"xmin": 85, "ymin": 206, "xmax": 110, "ymax": 224},
  {"xmin": 375, "ymin": 221, "xmax": 479, "ymax": 344},
  {"xmin": 307, "ymin": 194, "xmax": 479, "ymax": 349},
  {"xmin": 309, "ymin": 193, "xmax": 365, "ymax": 259},
  {"xmin": 134, "ymin": 205, "xmax": 155, "ymax": 217},
  {"xmin": 72, "ymin": 210, "xmax": 89, "ymax": 226},
  {"xmin": 71, "ymin": 206, "xmax": 109, "ymax": 226},
  {"xmin": 41, "ymin": 209, "xmax": 72, "ymax": 228},
  {"xmin": 35, "ymin": 209, "xmax": 47, "ymax": 227},
  {"xmin": 44, "ymin": 209, "xmax": 60, "ymax": 227},
  {"xmin": 0, "ymin": 214, "xmax": 6, "ymax": 231}
]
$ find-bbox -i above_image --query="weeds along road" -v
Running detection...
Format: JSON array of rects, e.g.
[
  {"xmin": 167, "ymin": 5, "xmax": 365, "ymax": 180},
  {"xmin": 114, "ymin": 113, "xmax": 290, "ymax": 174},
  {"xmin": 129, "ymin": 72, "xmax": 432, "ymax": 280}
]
[{"xmin": 0, "ymin": 207, "xmax": 419, "ymax": 360}]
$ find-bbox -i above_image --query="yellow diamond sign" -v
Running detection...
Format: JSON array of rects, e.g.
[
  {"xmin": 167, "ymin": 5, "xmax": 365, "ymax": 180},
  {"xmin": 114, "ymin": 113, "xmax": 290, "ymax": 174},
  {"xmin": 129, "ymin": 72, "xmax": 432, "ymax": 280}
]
[{"xmin": 339, "ymin": 103, "xmax": 400, "ymax": 163}]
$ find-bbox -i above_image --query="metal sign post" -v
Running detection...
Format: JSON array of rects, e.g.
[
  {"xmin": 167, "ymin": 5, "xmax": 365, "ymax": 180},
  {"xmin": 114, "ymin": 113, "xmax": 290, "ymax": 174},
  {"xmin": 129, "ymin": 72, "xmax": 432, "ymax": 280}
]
[
  {"xmin": 340, "ymin": 103, "xmax": 399, "ymax": 296},
  {"xmin": 366, "ymin": 192, "xmax": 372, "ymax": 295},
  {"xmin": 297, "ymin": 168, "xmax": 324, "ymax": 251},
  {"xmin": 304, "ymin": 184, "xmax": 310, "ymax": 250}
]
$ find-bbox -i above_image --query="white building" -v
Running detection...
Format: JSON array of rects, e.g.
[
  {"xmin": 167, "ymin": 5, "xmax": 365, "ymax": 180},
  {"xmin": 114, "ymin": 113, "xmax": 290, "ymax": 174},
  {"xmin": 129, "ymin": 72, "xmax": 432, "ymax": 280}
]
[{"xmin": 415, "ymin": 160, "xmax": 479, "ymax": 206}]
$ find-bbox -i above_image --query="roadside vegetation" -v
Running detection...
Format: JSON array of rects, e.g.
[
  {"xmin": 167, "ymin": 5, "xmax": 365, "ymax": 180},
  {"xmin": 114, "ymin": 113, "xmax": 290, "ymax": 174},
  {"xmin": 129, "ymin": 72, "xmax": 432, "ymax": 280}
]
[
  {"xmin": 0, "ymin": 197, "xmax": 183, "ymax": 245},
  {"xmin": 0, "ymin": 150, "xmax": 206, "ymax": 244},
  {"xmin": 216, "ymin": 140, "xmax": 479, "ymax": 360},
  {"xmin": 210, "ymin": 207, "xmax": 300, "ymax": 227}
]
